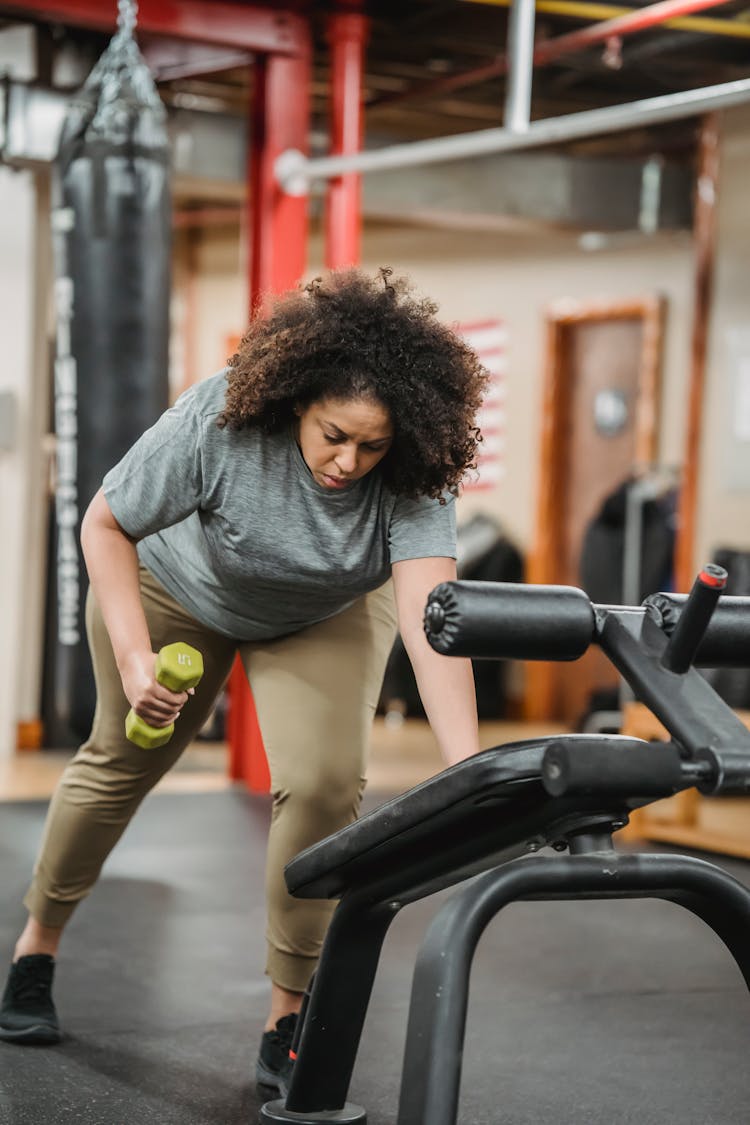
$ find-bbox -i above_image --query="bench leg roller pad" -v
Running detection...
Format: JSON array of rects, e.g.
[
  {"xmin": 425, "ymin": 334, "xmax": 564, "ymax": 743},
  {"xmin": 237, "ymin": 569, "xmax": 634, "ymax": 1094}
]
[{"xmin": 259, "ymin": 1100, "xmax": 366, "ymax": 1123}]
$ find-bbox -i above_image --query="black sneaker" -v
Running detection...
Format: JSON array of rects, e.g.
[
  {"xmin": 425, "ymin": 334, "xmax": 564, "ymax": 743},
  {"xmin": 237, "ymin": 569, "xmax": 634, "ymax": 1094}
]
[
  {"xmin": 255, "ymin": 1012, "xmax": 298, "ymax": 1097},
  {"xmin": 0, "ymin": 954, "xmax": 62, "ymax": 1045}
]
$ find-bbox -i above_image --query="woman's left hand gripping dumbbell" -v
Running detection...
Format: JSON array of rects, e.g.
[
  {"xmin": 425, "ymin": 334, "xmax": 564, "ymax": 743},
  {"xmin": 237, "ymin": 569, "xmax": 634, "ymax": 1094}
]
[{"xmin": 123, "ymin": 642, "xmax": 204, "ymax": 748}]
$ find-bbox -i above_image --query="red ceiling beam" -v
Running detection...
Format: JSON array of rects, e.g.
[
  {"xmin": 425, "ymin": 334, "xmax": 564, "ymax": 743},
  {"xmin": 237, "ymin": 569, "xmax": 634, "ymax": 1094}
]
[{"xmin": 0, "ymin": 0, "xmax": 308, "ymax": 54}]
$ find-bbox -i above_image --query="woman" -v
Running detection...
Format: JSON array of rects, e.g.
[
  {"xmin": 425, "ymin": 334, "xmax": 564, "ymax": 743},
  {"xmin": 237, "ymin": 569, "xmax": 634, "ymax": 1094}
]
[{"xmin": 0, "ymin": 267, "xmax": 488, "ymax": 1095}]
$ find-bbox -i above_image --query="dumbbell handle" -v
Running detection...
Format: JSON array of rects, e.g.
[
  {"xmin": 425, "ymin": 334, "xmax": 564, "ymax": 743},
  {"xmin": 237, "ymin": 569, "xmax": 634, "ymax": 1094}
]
[{"xmin": 125, "ymin": 642, "xmax": 204, "ymax": 749}]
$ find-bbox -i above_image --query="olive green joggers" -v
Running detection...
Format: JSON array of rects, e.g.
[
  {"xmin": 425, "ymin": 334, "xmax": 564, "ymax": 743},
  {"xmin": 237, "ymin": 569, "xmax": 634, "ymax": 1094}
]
[{"xmin": 24, "ymin": 568, "xmax": 398, "ymax": 993}]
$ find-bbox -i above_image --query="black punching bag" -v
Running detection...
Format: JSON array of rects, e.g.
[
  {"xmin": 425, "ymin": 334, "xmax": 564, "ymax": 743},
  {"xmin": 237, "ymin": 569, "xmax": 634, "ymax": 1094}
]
[{"xmin": 43, "ymin": 4, "xmax": 171, "ymax": 746}]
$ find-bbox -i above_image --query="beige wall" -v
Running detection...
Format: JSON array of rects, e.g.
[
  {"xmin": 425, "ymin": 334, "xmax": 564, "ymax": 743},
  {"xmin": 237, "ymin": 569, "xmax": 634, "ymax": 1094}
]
[
  {"xmin": 697, "ymin": 105, "xmax": 750, "ymax": 566},
  {"xmin": 177, "ymin": 218, "xmax": 696, "ymax": 560},
  {"xmin": 353, "ymin": 224, "xmax": 695, "ymax": 554},
  {"xmin": 171, "ymin": 227, "xmax": 250, "ymax": 397}
]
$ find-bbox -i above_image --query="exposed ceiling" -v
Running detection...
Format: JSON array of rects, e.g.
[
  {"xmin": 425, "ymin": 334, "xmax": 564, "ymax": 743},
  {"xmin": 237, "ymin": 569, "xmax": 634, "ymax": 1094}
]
[
  {"xmin": 160, "ymin": 0, "xmax": 750, "ymax": 162},
  {"xmin": 364, "ymin": 0, "xmax": 750, "ymax": 140},
  {"xmin": 3, "ymin": 0, "xmax": 750, "ymax": 166}
]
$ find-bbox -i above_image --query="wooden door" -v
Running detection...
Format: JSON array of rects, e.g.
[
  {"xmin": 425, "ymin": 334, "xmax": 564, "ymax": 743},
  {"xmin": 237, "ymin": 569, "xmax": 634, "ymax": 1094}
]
[{"xmin": 525, "ymin": 296, "xmax": 664, "ymax": 724}]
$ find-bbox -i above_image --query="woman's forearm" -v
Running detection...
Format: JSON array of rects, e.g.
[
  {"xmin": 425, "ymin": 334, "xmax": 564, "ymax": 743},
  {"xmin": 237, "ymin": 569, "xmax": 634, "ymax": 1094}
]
[
  {"xmin": 80, "ymin": 490, "xmax": 152, "ymax": 671},
  {"xmin": 81, "ymin": 490, "xmax": 189, "ymax": 727},
  {"xmin": 404, "ymin": 633, "xmax": 480, "ymax": 767}
]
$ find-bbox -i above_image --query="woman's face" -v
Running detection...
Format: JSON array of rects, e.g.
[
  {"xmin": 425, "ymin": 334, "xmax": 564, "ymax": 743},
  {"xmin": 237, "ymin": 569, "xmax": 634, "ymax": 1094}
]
[{"xmin": 295, "ymin": 396, "xmax": 394, "ymax": 490}]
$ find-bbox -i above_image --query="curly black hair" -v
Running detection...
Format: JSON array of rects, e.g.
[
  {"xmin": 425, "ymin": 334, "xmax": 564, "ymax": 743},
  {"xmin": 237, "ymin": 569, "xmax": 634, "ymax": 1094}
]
[{"xmin": 220, "ymin": 267, "xmax": 490, "ymax": 500}]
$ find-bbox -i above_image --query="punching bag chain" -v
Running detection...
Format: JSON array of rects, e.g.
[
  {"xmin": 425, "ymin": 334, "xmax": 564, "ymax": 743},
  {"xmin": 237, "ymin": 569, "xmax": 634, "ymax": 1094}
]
[
  {"xmin": 116, "ymin": 0, "xmax": 139, "ymax": 39},
  {"xmin": 83, "ymin": 0, "xmax": 163, "ymax": 133}
]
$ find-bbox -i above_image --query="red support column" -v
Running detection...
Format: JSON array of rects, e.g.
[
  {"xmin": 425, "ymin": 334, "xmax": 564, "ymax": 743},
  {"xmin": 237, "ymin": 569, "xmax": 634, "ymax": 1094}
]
[
  {"xmin": 325, "ymin": 2, "xmax": 368, "ymax": 269},
  {"xmin": 227, "ymin": 659, "xmax": 269, "ymax": 790},
  {"xmin": 249, "ymin": 48, "xmax": 311, "ymax": 305},
  {"xmin": 227, "ymin": 41, "xmax": 311, "ymax": 793}
]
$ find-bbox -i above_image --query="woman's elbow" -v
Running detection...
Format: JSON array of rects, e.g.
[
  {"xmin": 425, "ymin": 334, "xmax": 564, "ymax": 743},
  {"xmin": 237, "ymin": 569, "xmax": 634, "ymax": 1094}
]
[{"xmin": 81, "ymin": 490, "xmax": 133, "ymax": 547}]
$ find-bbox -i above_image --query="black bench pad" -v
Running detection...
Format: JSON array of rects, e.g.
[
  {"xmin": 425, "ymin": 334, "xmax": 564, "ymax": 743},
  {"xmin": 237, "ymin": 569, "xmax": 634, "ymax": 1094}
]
[{"xmin": 285, "ymin": 736, "xmax": 652, "ymax": 901}]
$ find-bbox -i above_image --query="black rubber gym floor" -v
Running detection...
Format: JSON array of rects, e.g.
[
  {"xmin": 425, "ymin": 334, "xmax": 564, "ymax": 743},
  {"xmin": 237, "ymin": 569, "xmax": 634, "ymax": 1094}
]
[{"xmin": 1, "ymin": 788, "xmax": 748, "ymax": 1125}]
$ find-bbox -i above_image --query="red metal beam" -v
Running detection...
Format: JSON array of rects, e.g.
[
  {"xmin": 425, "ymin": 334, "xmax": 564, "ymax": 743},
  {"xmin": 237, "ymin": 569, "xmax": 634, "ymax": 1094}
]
[
  {"xmin": 248, "ymin": 48, "xmax": 310, "ymax": 303},
  {"xmin": 0, "ymin": 0, "xmax": 308, "ymax": 54},
  {"xmin": 325, "ymin": 3, "xmax": 368, "ymax": 269}
]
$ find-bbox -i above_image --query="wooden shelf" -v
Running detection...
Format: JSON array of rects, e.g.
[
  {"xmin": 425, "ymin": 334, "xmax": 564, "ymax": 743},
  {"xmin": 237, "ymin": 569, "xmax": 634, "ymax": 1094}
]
[{"xmin": 621, "ymin": 702, "xmax": 750, "ymax": 860}]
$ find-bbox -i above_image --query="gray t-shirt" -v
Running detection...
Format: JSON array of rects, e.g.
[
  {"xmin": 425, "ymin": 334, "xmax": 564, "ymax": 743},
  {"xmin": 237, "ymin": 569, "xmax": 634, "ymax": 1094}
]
[{"xmin": 103, "ymin": 372, "xmax": 457, "ymax": 640}]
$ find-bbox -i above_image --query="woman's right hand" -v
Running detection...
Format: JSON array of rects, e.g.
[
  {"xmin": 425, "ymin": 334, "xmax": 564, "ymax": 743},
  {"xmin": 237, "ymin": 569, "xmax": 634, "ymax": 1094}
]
[{"xmin": 120, "ymin": 650, "xmax": 190, "ymax": 729}]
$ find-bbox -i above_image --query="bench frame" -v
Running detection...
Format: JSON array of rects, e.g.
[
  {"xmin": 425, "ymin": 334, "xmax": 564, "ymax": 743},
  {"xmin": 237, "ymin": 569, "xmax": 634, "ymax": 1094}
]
[
  {"xmin": 260, "ymin": 799, "xmax": 750, "ymax": 1125},
  {"xmin": 260, "ymin": 586, "xmax": 750, "ymax": 1124}
]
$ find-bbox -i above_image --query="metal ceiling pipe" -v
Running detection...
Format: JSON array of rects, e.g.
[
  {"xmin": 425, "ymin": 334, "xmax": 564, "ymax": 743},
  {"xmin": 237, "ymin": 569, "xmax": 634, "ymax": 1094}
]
[
  {"xmin": 504, "ymin": 0, "xmax": 536, "ymax": 132},
  {"xmin": 276, "ymin": 76, "xmax": 750, "ymax": 194}
]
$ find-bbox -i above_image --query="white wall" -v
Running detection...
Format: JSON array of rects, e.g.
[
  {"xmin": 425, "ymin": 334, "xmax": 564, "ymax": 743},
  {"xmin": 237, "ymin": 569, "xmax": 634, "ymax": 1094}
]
[{"xmin": 0, "ymin": 26, "xmax": 51, "ymax": 757}]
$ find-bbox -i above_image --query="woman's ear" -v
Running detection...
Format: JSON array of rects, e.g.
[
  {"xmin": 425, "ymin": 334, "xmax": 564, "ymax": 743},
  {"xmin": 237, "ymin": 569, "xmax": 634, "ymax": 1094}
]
[{"xmin": 293, "ymin": 402, "xmax": 303, "ymax": 417}]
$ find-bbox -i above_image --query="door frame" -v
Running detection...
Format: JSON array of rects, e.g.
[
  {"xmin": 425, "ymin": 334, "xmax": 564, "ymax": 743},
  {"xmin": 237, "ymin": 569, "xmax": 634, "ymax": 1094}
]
[{"xmin": 524, "ymin": 294, "xmax": 665, "ymax": 720}]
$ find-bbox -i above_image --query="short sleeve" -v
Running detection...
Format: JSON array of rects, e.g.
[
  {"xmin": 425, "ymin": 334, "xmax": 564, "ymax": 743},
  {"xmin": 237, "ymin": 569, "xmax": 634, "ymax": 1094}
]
[
  {"xmin": 388, "ymin": 491, "xmax": 457, "ymax": 564},
  {"xmin": 102, "ymin": 387, "xmax": 204, "ymax": 538}
]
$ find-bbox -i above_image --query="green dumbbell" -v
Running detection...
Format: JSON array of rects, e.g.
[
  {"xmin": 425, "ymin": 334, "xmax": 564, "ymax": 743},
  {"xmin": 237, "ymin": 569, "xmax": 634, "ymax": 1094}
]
[{"xmin": 125, "ymin": 642, "xmax": 204, "ymax": 749}]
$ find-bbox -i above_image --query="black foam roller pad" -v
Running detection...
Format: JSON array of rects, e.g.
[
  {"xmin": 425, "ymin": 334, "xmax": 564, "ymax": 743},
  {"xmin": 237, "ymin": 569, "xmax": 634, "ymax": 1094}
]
[
  {"xmin": 644, "ymin": 593, "xmax": 750, "ymax": 667},
  {"xmin": 542, "ymin": 738, "xmax": 684, "ymax": 798},
  {"xmin": 423, "ymin": 580, "xmax": 595, "ymax": 661}
]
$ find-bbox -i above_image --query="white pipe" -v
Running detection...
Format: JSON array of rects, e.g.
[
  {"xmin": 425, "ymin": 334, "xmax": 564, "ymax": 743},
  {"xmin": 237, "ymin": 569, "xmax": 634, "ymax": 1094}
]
[
  {"xmin": 504, "ymin": 0, "xmax": 536, "ymax": 133},
  {"xmin": 276, "ymin": 76, "xmax": 750, "ymax": 195}
]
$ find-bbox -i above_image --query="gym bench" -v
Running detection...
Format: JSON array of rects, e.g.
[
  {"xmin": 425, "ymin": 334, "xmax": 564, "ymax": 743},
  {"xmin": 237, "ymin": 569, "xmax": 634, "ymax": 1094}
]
[{"xmin": 259, "ymin": 566, "xmax": 750, "ymax": 1124}]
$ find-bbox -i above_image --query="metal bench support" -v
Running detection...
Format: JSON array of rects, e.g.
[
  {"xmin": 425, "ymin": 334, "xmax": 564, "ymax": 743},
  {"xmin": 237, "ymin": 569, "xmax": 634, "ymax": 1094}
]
[{"xmin": 397, "ymin": 850, "xmax": 750, "ymax": 1125}]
